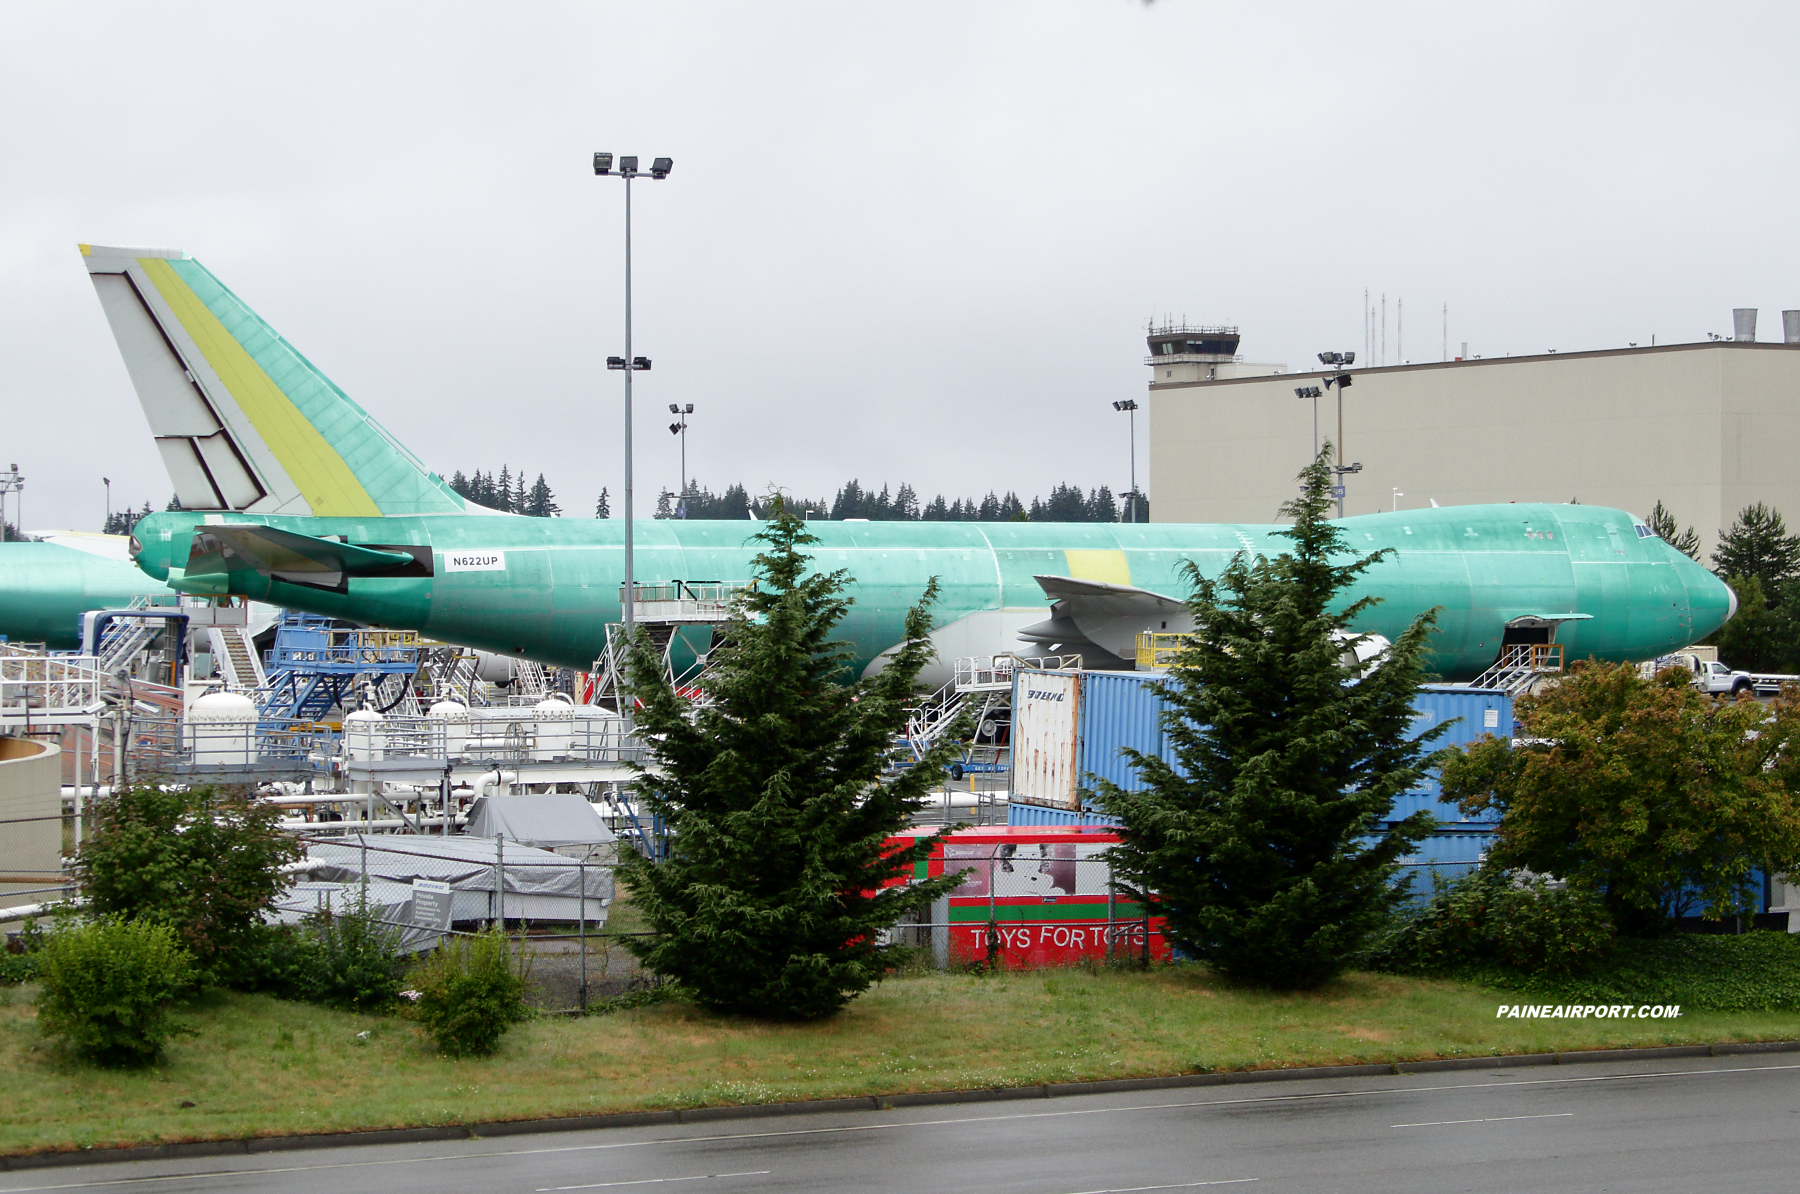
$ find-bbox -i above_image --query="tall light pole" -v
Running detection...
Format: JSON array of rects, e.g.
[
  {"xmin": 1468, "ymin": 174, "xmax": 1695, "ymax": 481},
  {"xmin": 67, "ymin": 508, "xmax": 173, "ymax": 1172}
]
[
  {"xmin": 1113, "ymin": 399, "xmax": 1139, "ymax": 522},
  {"xmin": 1316, "ymin": 352, "xmax": 1361, "ymax": 518},
  {"xmin": 0, "ymin": 464, "xmax": 23, "ymax": 541},
  {"xmin": 103, "ymin": 476, "xmax": 111, "ymax": 532},
  {"xmin": 595, "ymin": 152, "xmax": 672, "ymax": 644},
  {"xmin": 1293, "ymin": 385, "xmax": 1322, "ymax": 459},
  {"xmin": 668, "ymin": 403, "xmax": 694, "ymax": 517}
]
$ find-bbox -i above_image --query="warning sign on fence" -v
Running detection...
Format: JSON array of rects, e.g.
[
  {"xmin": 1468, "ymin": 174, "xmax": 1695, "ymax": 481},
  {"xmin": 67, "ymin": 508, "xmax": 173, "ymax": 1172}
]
[{"xmin": 411, "ymin": 878, "xmax": 454, "ymax": 930}]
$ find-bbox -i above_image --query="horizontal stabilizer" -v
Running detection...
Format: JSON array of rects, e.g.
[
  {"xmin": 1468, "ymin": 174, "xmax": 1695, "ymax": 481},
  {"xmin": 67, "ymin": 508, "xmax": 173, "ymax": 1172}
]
[{"xmin": 184, "ymin": 524, "xmax": 428, "ymax": 593}]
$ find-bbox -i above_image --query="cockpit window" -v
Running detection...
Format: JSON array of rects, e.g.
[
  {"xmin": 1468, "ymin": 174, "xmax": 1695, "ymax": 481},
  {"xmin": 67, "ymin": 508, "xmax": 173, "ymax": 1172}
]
[
  {"xmin": 128, "ymin": 534, "xmax": 142, "ymax": 557},
  {"xmin": 1635, "ymin": 524, "xmax": 1657, "ymax": 538}
]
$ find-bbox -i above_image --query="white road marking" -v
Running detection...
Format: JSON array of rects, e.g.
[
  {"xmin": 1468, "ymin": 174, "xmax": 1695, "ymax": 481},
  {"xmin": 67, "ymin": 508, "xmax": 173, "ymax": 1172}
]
[
  {"xmin": 1390, "ymin": 1112, "xmax": 1573, "ymax": 1128},
  {"xmin": 537, "ymin": 1170, "xmax": 770, "ymax": 1191},
  {"xmin": 3, "ymin": 1062, "xmax": 1794, "ymax": 1194},
  {"xmin": 1063, "ymin": 1181, "xmax": 1258, "ymax": 1193}
]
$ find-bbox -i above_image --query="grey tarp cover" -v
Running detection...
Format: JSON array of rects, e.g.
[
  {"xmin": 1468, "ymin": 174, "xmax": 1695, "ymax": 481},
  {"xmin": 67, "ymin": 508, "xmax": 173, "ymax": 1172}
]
[
  {"xmin": 269, "ymin": 878, "xmax": 448, "ymax": 953},
  {"xmin": 464, "ymin": 794, "xmax": 617, "ymax": 854},
  {"xmin": 287, "ymin": 834, "xmax": 613, "ymax": 929}
]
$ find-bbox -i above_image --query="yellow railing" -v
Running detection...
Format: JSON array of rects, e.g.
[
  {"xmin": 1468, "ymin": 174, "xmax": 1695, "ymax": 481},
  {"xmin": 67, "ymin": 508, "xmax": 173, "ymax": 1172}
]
[{"xmin": 1136, "ymin": 631, "xmax": 1196, "ymax": 669}]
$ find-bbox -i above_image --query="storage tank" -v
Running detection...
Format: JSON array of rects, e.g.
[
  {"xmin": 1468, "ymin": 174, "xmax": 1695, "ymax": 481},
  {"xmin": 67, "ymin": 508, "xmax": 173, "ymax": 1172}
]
[
  {"xmin": 532, "ymin": 696, "xmax": 575, "ymax": 762},
  {"xmin": 185, "ymin": 690, "xmax": 257, "ymax": 766},
  {"xmin": 343, "ymin": 708, "xmax": 386, "ymax": 763},
  {"xmin": 427, "ymin": 700, "xmax": 470, "ymax": 759}
]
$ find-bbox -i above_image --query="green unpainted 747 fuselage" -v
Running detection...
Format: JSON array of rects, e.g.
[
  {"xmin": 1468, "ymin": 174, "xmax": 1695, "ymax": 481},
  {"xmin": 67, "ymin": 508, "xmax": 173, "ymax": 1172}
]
[{"xmin": 127, "ymin": 502, "xmax": 1734, "ymax": 683}]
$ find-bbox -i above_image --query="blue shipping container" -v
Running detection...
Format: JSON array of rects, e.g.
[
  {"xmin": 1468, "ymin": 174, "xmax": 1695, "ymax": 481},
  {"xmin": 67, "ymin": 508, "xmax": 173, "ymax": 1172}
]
[
  {"xmin": 1007, "ymin": 802, "xmax": 1122, "ymax": 828},
  {"xmin": 1031, "ymin": 671, "xmax": 1510, "ymax": 832},
  {"xmin": 1075, "ymin": 671, "xmax": 1177, "ymax": 793}
]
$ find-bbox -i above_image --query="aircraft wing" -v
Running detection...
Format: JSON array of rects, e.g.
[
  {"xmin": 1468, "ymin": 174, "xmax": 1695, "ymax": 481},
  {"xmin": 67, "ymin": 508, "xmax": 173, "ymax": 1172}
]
[
  {"xmin": 1016, "ymin": 574, "xmax": 1192, "ymax": 668},
  {"xmin": 182, "ymin": 524, "xmax": 425, "ymax": 593}
]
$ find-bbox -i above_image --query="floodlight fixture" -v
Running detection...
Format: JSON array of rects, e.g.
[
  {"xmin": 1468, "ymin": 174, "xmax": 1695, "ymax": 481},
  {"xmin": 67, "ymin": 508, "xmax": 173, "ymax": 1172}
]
[
  {"xmin": 650, "ymin": 157, "xmax": 673, "ymax": 179},
  {"xmin": 606, "ymin": 356, "xmax": 627, "ymax": 370},
  {"xmin": 669, "ymin": 423, "xmax": 682, "ymax": 435},
  {"xmin": 618, "ymin": 155, "xmax": 639, "ymax": 175},
  {"xmin": 1342, "ymin": 351, "xmax": 1356, "ymax": 365},
  {"xmin": 683, "ymin": 403, "xmax": 694, "ymax": 414},
  {"xmin": 632, "ymin": 356, "xmax": 652, "ymax": 371},
  {"xmin": 1318, "ymin": 351, "xmax": 1340, "ymax": 366},
  {"xmin": 593, "ymin": 152, "xmax": 614, "ymax": 175},
  {"xmin": 1113, "ymin": 399, "xmax": 1138, "ymax": 412}
]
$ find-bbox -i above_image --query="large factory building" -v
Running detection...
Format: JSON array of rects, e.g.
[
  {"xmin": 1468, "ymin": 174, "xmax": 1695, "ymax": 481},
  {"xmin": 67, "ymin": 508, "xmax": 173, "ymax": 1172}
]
[{"xmin": 1146, "ymin": 316, "xmax": 1800, "ymax": 561}]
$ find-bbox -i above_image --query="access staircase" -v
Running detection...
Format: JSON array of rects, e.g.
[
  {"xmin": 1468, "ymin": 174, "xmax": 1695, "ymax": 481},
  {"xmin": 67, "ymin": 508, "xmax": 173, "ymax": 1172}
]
[
  {"xmin": 898, "ymin": 654, "xmax": 1081, "ymax": 771},
  {"xmin": 253, "ymin": 612, "xmax": 422, "ymax": 721},
  {"xmin": 96, "ymin": 595, "xmax": 165, "ymax": 677},
  {"xmin": 590, "ymin": 582, "xmax": 745, "ymax": 711},
  {"xmin": 1470, "ymin": 643, "xmax": 1565, "ymax": 695},
  {"xmin": 206, "ymin": 624, "xmax": 265, "ymax": 690}
]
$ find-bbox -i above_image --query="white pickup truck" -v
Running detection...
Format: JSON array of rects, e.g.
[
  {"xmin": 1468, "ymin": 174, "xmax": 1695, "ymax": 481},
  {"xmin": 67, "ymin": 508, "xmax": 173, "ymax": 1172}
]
[{"xmin": 1643, "ymin": 653, "xmax": 1757, "ymax": 696}]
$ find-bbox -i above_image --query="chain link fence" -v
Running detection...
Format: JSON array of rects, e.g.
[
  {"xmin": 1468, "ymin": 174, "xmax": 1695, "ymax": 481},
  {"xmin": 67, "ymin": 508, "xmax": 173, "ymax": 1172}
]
[{"xmin": 285, "ymin": 833, "xmax": 657, "ymax": 1012}]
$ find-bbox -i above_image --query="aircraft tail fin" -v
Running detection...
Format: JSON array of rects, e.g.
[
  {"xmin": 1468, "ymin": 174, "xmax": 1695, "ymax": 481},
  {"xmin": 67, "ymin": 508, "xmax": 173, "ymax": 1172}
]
[{"xmin": 80, "ymin": 244, "xmax": 470, "ymax": 519}]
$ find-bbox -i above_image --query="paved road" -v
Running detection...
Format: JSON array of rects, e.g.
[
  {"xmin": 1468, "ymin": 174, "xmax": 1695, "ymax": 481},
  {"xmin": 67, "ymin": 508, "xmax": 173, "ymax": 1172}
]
[{"xmin": 6, "ymin": 1055, "xmax": 1800, "ymax": 1194}]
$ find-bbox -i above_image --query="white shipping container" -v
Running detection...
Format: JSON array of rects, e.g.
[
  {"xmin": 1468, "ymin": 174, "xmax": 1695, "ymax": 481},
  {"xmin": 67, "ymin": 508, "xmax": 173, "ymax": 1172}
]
[{"xmin": 1011, "ymin": 670, "xmax": 1081, "ymax": 808}]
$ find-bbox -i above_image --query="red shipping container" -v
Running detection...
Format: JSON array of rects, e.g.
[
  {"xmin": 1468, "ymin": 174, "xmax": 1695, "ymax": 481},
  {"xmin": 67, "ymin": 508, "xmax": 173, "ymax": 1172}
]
[{"xmin": 885, "ymin": 827, "xmax": 1171, "ymax": 969}]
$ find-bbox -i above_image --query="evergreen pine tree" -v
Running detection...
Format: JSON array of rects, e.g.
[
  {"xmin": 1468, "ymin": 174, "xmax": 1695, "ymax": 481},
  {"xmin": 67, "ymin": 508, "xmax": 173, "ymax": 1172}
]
[
  {"xmin": 831, "ymin": 480, "xmax": 866, "ymax": 521},
  {"xmin": 166, "ymin": 494, "xmax": 183, "ymax": 512},
  {"xmin": 449, "ymin": 470, "xmax": 470, "ymax": 499},
  {"xmin": 512, "ymin": 472, "xmax": 528, "ymax": 514},
  {"xmin": 1042, "ymin": 483, "xmax": 1087, "ymax": 522},
  {"xmin": 894, "ymin": 483, "xmax": 919, "ymax": 521},
  {"xmin": 654, "ymin": 490, "xmax": 674, "ymax": 519},
  {"xmin": 616, "ymin": 504, "xmax": 970, "ymax": 1018},
  {"xmin": 496, "ymin": 465, "xmax": 512, "ymax": 512},
  {"xmin": 526, "ymin": 474, "xmax": 560, "ymax": 517},
  {"xmin": 719, "ymin": 483, "xmax": 752, "ymax": 520},
  {"xmin": 595, "ymin": 487, "xmax": 610, "ymax": 519},
  {"xmin": 1091, "ymin": 445, "xmax": 1446, "ymax": 989},
  {"xmin": 921, "ymin": 494, "xmax": 950, "ymax": 521},
  {"xmin": 1712, "ymin": 502, "xmax": 1800, "ymax": 587},
  {"xmin": 1089, "ymin": 485, "xmax": 1118, "ymax": 523},
  {"xmin": 1647, "ymin": 500, "xmax": 1700, "ymax": 561}
]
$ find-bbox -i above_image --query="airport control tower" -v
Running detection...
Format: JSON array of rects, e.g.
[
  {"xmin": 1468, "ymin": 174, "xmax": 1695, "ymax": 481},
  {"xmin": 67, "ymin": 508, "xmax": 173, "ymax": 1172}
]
[{"xmin": 1145, "ymin": 323, "xmax": 1288, "ymax": 384}]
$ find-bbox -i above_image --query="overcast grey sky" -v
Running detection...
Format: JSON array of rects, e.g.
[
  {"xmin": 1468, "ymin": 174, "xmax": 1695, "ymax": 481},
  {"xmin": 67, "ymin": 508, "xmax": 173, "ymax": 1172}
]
[{"xmin": 4, "ymin": 2, "xmax": 1797, "ymax": 530}]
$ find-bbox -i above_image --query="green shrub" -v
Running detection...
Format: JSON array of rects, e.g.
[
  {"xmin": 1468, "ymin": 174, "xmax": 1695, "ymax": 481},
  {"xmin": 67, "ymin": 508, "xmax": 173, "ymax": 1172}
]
[
  {"xmin": 0, "ymin": 951, "xmax": 38, "ymax": 984},
  {"xmin": 36, "ymin": 919, "xmax": 195, "ymax": 1067},
  {"xmin": 1368, "ymin": 865, "xmax": 1613, "ymax": 977},
  {"xmin": 234, "ymin": 922, "xmax": 319, "ymax": 997},
  {"xmin": 236, "ymin": 903, "xmax": 409, "ymax": 1011},
  {"xmin": 75, "ymin": 783, "xmax": 301, "ymax": 983},
  {"xmin": 411, "ymin": 929, "xmax": 531, "ymax": 1057},
  {"xmin": 302, "ymin": 899, "xmax": 408, "ymax": 1011},
  {"xmin": 1503, "ymin": 931, "xmax": 1800, "ymax": 1011}
]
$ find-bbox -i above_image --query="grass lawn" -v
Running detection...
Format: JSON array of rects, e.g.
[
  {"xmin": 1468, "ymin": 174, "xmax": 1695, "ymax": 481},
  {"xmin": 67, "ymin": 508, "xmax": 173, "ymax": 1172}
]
[{"xmin": 3, "ymin": 964, "xmax": 1795, "ymax": 1158}]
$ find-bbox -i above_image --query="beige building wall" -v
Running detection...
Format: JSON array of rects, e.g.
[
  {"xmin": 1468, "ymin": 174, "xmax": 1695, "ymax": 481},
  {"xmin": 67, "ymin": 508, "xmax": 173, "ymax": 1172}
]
[
  {"xmin": 1148, "ymin": 342, "xmax": 1800, "ymax": 563},
  {"xmin": 0, "ymin": 736, "xmax": 63, "ymax": 916}
]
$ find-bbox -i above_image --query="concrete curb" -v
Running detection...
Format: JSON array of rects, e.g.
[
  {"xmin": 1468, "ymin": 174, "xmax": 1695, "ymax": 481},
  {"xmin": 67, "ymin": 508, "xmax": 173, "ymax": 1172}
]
[{"xmin": 6, "ymin": 1038, "xmax": 1797, "ymax": 1172}]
